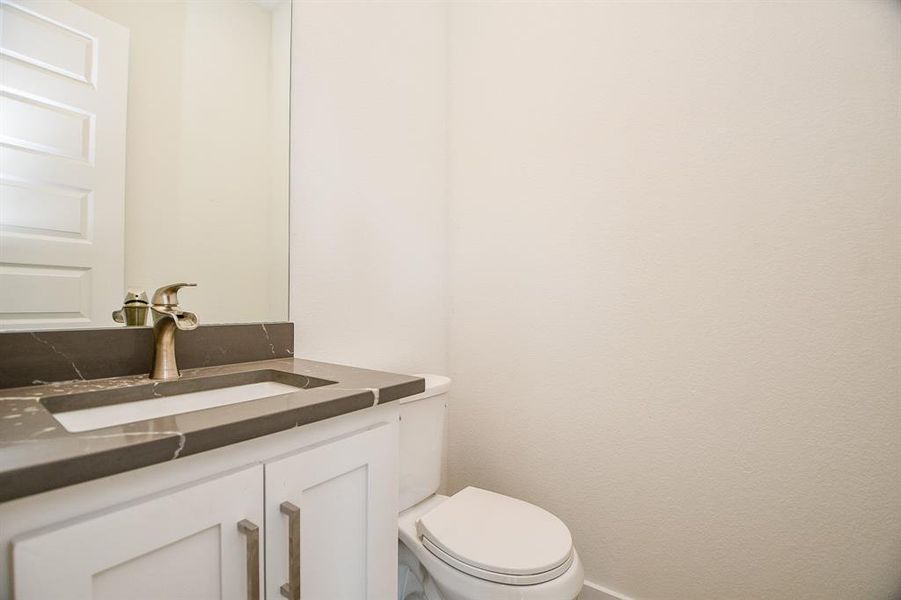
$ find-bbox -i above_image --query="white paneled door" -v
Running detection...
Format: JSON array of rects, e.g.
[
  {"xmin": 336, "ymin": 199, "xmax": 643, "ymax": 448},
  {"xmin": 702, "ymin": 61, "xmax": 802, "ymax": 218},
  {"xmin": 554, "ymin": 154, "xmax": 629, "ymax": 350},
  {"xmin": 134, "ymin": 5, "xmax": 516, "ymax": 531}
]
[{"xmin": 0, "ymin": 0, "xmax": 128, "ymax": 329}]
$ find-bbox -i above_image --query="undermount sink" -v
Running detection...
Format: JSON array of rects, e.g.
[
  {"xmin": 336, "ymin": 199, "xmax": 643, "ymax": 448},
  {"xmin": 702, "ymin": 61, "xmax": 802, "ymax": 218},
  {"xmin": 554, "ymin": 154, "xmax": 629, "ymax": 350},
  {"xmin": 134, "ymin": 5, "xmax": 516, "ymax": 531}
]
[{"xmin": 42, "ymin": 370, "xmax": 336, "ymax": 433}]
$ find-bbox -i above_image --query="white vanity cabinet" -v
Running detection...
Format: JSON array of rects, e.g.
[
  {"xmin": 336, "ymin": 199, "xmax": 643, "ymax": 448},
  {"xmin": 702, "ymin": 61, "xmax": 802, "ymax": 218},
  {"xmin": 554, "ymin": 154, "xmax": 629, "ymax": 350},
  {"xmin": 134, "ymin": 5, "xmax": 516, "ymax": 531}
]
[
  {"xmin": 265, "ymin": 423, "xmax": 398, "ymax": 600},
  {"xmin": 12, "ymin": 466, "xmax": 264, "ymax": 600},
  {"xmin": 2, "ymin": 407, "xmax": 399, "ymax": 600}
]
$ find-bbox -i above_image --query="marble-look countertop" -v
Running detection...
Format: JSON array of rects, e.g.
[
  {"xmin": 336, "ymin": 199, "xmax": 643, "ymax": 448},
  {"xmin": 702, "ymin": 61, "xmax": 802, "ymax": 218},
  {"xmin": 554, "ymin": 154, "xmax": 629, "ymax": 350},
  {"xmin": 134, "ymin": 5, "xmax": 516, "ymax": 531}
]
[{"xmin": 0, "ymin": 358, "xmax": 424, "ymax": 501}]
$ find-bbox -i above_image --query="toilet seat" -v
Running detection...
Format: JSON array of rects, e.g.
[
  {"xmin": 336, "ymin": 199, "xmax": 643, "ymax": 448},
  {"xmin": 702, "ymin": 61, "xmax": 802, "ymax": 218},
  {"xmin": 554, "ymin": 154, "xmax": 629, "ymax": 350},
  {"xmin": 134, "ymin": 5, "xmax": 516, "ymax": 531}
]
[
  {"xmin": 421, "ymin": 535, "xmax": 575, "ymax": 585},
  {"xmin": 416, "ymin": 487, "xmax": 574, "ymax": 585}
]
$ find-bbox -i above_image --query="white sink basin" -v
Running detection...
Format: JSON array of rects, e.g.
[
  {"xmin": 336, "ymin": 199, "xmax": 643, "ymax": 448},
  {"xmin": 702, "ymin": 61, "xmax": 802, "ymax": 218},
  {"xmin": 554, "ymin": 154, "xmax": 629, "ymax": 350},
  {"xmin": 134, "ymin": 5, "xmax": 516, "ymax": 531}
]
[
  {"xmin": 52, "ymin": 381, "xmax": 302, "ymax": 432},
  {"xmin": 41, "ymin": 370, "xmax": 337, "ymax": 433}
]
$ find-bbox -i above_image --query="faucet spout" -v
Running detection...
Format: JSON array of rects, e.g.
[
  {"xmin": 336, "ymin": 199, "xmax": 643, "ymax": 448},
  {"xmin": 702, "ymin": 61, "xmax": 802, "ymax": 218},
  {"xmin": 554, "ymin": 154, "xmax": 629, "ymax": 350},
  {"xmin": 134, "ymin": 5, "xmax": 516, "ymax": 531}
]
[
  {"xmin": 149, "ymin": 283, "xmax": 198, "ymax": 380},
  {"xmin": 153, "ymin": 306, "xmax": 198, "ymax": 330}
]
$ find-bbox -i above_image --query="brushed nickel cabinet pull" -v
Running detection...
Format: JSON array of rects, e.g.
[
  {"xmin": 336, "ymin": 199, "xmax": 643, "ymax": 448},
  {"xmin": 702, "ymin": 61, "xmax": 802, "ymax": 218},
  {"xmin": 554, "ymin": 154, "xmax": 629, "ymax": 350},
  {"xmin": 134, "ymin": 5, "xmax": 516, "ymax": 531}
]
[
  {"xmin": 280, "ymin": 501, "xmax": 301, "ymax": 600},
  {"xmin": 237, "ymin": 519, "xmax": 260, "ymax": 600}
]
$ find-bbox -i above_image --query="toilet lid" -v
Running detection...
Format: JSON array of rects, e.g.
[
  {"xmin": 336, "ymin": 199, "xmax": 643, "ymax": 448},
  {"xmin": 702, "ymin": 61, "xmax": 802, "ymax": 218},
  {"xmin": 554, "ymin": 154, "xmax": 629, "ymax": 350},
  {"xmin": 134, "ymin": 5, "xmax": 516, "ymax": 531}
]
[{"xmin": 416, "ymin": 487, "xmax": 573, "ymax": 584}]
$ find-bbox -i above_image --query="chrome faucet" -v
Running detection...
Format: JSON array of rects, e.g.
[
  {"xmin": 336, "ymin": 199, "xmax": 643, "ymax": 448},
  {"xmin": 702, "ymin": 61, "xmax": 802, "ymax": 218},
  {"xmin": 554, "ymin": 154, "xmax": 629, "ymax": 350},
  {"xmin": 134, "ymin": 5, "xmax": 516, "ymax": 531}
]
[{"xmin": 150, "ymin": 283, "xmax": 198, "ymax": 380}]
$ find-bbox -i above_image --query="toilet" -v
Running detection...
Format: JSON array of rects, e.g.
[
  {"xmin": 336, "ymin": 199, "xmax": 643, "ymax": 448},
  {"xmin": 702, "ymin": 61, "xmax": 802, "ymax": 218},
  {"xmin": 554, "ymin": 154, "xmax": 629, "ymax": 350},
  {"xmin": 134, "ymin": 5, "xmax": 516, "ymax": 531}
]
[{"xmin": 397, "ymin": 375, "xmax": 584, "ymax": 600}]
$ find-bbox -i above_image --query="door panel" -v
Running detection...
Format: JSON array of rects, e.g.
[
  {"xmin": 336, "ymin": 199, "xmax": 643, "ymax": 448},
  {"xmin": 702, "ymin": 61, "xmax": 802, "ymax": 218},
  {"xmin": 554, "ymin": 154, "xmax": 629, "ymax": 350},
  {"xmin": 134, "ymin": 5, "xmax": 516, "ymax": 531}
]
[
  {"xmin": 12, "ymin": 465, "xmax": 264, "ymax": 600},
  {"xmin": 92, "ymin": 526, "xmax": 222, "ymax": 600},
  {"xmin": 0, "ymin": 0, "xmax": 96, "ymax": 84},
  {"xmin": 266, "ymin": 423, "xmax": 399, "ymax": 600},
  {"xmin": 0, "ymin": 0, "xmax": 128, "ymax": 329},
  {"xmin": 303, "ymin": 465, "xmax": 368, "ymax": 599}
]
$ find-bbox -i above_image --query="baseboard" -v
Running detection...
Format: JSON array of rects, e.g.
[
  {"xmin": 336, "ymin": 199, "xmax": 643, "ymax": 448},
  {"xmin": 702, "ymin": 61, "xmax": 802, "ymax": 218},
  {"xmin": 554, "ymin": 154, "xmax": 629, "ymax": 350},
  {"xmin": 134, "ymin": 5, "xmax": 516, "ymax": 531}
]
[{"xmin": 581, "ymin": 579, "xmax": 634, "ymax": 600}]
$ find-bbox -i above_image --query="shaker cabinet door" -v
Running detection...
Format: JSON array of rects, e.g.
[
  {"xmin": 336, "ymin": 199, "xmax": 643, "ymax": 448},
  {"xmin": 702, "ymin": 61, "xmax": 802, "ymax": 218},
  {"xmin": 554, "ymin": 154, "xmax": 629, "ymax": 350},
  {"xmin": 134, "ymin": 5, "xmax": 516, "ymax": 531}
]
[
  {"xmin": 12, "ymin": 465, "xmax": 264, "ymax": 600},
  {"xmin": 265, "ymin": 422, "xmax": 398, "ymax": 600}
]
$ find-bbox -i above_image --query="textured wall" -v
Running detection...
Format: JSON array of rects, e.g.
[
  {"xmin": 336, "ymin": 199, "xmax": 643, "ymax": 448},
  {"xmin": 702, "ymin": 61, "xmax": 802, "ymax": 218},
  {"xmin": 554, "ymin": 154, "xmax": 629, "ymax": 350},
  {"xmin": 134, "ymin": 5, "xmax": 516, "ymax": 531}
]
[
  {"xmin": 446, "ymin": 2, "xmax": 901, "ymax": 599},
  {"xmin": 289, "ymin": 0, "xmax": 448, "ymax": 374}
]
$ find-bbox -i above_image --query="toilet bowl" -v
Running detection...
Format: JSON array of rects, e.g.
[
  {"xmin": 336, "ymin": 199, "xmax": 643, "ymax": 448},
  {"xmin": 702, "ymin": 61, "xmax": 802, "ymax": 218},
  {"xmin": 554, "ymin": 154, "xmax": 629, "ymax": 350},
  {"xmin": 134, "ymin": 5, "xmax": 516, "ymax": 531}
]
[{"xmin": 397, "ymin": 376, "xmax": 584, "ymax": 600}]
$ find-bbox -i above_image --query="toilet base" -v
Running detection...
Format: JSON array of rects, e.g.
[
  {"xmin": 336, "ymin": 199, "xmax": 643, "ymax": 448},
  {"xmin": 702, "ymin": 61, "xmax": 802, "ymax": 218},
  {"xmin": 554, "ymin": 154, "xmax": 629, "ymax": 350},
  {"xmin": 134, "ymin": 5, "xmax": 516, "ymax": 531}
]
[{"xmin": 399, "ymin": 541, "xmax": 445, "ymax": 600}]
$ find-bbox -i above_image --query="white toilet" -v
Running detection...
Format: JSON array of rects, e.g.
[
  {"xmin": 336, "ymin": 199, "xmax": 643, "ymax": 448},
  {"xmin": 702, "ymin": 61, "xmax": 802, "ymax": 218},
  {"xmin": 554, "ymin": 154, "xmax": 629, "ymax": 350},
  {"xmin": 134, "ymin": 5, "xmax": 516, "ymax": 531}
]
[{"xmin": 397, "ymin": 375, "xmax": 584, "ymax": 600}]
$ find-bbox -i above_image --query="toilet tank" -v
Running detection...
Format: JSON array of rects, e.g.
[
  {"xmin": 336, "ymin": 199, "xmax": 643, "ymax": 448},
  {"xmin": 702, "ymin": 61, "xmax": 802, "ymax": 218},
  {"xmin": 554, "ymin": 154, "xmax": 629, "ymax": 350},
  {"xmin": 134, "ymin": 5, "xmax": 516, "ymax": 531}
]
[{"xmin": 398, "ymin": 374, "xmax": 451, "ymax": 512}]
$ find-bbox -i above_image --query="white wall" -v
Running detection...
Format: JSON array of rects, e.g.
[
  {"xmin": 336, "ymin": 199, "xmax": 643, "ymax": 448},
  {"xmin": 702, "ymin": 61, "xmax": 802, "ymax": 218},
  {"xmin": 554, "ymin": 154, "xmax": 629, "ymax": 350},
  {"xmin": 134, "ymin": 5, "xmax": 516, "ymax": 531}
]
[
  {"xmin": 74, "ymin": 0, "xmax": 288, "ymax": 323},
  {"xmin": 288, "ymin": 1, "xmax": 900, "ymax": 597},
  {"xmin": 446, "ymin": 2, "xmax": 900, "ymax": 600},
  {"xmin": 289, "ymin": 0, "xmax": 448, "ymax": 374}
]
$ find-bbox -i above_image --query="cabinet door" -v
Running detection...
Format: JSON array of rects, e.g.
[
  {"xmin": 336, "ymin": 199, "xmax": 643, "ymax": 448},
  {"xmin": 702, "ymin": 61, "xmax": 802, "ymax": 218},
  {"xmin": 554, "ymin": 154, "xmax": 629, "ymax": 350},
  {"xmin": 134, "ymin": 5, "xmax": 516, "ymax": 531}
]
[
  {"xmin": 265, "ymin": 422, "xmax": 398, "ymax": 600},
  {"xmin": 12, "ymin": 465, "xmax": 263, "ymax": 600}
]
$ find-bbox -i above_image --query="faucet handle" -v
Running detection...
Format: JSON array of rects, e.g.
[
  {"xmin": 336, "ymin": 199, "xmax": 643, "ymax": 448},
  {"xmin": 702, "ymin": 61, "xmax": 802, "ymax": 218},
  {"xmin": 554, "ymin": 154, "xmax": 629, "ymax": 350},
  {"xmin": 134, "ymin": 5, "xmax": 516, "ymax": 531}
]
[{"xmin": 152, "ymin": 283, "xmax": 196, "ymax": 307}]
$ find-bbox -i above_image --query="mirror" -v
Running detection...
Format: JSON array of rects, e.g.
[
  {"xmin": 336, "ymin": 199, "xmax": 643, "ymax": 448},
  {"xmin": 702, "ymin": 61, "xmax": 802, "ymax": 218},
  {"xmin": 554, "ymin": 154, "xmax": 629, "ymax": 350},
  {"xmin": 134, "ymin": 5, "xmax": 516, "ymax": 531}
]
[{"xmin": 0, "ymin": 0, "xmax": 290, "ymax": 330}]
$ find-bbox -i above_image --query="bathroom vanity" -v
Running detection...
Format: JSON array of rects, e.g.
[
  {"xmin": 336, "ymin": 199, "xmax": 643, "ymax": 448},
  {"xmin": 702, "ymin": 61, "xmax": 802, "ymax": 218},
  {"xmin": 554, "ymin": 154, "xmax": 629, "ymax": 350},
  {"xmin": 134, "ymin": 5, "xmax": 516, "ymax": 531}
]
[
  {"xmin": 0, "ymin": 2, "xmax": 434, "ymax": 598},
  {"xmin": 0, "ymin": 325, "xmax": 424, "ymax": 600}
]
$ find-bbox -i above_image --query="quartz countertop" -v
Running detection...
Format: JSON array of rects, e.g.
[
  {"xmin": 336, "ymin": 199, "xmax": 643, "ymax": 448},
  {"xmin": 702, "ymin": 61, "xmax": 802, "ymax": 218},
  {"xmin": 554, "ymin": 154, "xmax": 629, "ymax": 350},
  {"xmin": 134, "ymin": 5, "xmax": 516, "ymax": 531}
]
[{"xmin": 0, "ymin": 358, "xmax": 424, "ymax": 501}]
